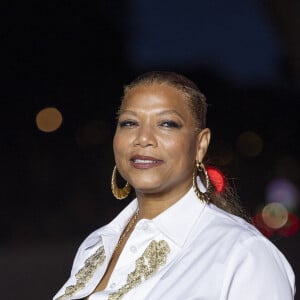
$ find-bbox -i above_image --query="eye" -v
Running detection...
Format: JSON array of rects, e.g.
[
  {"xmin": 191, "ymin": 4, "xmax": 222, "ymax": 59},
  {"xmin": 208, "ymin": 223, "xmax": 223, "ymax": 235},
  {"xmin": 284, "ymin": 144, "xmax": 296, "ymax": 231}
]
[
  {"xmin": 118, "ymin": 119, "xmax": 138, "ymax": 128},
  {"xmin": 159, "ymin": 120, "xmax": 182, "ymax": 129}
]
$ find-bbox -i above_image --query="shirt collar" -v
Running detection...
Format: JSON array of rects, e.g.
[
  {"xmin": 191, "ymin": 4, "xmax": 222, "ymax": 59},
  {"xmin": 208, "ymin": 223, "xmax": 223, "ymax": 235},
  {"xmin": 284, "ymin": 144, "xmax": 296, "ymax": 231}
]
[
  {"xmin": 152, "ymin": 186, "xmax": 207, "ymax": 248},
  {"xmin": 83, "ymin": 178, "xmax": 206, "ymax": 250}
]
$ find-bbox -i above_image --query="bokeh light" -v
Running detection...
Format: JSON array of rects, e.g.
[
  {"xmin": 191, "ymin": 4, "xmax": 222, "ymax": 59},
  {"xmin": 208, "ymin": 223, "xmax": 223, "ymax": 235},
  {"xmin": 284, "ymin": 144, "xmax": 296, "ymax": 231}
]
[
  {"xmin": 36, "ymin": 107, "xmax": 63, "ymax": 132},
  {"xmin": 236, "ymin": 131, "xmax": 263, "ymax": 157},
  {"xmin": 278, "ymin": 213, "xmax": 299, "ymax": 237},
  {"xmin": 252, "ymin": 213, "xmax": 275, "ymax": 238},
  {"xmin": 207, "ymin": 166, "xmax": 225, "ymax": 193},
  {"xmin": 266, "ymin": 179, "xmax": 299, "ymax": 210},
  {"xmin": 253, "ymin": 178, "xmax": 299, "ymax": 237},
  {"xmin": 261, "ymin": 202, "xmax": 288, "ymax": 229}
]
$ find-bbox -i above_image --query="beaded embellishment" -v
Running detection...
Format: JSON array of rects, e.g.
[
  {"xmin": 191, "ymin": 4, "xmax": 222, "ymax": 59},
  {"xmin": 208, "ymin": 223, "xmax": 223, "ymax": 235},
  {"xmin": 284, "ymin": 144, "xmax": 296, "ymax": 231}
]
[
  {"xmin": 55, "ymin": 246, "xmax": 106, "ymax": 300},
  {"xmin": 108, "ymin": 240, "xmax": 170, "ymax": 300}
]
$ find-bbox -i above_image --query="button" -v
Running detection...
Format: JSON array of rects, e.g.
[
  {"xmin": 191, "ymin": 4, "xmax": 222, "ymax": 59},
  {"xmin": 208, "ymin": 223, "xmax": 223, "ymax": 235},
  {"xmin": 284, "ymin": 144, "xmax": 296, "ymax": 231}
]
[
  {"xmin": 110, "ymin": 282, "xmax": 116, "ymax": 289},
  {"xmin": 130, "ymin": 245, "xmax": 137, "ymax": 253}
]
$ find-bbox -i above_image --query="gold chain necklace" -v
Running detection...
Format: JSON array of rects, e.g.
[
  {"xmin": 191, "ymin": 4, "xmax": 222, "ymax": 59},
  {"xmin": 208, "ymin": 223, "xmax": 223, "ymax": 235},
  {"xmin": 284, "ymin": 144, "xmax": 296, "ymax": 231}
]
[{"xmin": 113, "ymin": 211, "xmax": 139, "ymax": 255}]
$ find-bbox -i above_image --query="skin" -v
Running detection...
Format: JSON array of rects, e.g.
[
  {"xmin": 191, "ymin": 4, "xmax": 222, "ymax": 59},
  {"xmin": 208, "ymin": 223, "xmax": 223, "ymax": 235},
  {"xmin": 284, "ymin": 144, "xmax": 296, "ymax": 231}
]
[
  {"xmin": 114, "ymin": 83, "xmax": 211, "ymax": 219},
  {"xmin": 89, "ymin": 83, "xmax": 210, "ymax": 295}
]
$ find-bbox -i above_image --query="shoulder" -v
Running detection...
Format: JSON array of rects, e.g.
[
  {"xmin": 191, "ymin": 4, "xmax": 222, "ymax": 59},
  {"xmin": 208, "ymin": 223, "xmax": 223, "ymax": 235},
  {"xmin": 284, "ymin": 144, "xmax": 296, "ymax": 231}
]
[
  {"xmin": 191, "ymin": 202, "xmax": 294, "ymax": 271},
  {"xmin": 192, "ymin": 203, "xmax": 295, "ymax": 296},
  {"xmin": 198, "ymin": 202, "xmax": 262, "ymax": 244}
]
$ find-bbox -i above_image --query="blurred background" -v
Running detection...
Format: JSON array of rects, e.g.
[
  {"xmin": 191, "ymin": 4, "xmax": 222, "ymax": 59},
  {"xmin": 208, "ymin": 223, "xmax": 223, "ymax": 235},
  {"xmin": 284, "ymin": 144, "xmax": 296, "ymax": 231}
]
[{"xmin": 1, "ymin": 1, "xmax": 299, "ymax": 299}]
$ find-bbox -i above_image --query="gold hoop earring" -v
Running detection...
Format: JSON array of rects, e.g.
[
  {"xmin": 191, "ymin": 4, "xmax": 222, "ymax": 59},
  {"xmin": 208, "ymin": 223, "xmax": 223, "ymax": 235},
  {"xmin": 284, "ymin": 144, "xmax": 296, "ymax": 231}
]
[
  {"xmin": 111, "ymin": 166, "xmax": 131, "ymax": 200},
  {"xmin": 192, "ymin": 161, "xmax": 212, "ymax": 203}
]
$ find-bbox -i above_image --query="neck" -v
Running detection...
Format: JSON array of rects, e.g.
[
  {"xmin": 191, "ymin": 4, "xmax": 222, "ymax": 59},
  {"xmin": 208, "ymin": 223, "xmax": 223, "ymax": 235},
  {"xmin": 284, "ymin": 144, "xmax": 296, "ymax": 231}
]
[{"xmin": 135, "ymin": 183, "xmax": 192, "ymax": 220}]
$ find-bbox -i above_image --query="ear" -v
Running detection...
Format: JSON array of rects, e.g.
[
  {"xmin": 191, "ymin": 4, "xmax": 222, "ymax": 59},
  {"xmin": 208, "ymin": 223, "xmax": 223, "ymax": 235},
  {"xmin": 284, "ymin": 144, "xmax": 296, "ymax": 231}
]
[{"xmin": 196, "ymin": 128, "xmax": 211, "ymax": 162}]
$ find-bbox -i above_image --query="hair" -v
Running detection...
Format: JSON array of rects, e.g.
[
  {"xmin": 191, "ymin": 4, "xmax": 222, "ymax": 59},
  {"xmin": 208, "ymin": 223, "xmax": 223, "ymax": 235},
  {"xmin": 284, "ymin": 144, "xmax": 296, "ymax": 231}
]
[
  {"xmin": 123, "ymin": 71, "xmax": 207, "ymax": 131},
  {"xmin": 121, "ymin": 71, "xmax": 251, "ymax": 222}
]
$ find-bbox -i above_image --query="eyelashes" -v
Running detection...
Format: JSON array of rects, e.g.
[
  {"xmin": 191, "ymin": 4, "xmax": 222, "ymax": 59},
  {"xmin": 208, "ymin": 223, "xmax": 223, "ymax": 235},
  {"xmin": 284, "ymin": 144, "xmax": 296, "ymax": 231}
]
[
  {"xmin": 119, "ymin": 120, "xmax": 138, "ymax": 128},
  {"xmin": 118, "ymin": 119, "xmax": 182, "ymax": 129},
  {"xmin": 159, "ymin": 120, "xmax": 182, "ymax": 128}
]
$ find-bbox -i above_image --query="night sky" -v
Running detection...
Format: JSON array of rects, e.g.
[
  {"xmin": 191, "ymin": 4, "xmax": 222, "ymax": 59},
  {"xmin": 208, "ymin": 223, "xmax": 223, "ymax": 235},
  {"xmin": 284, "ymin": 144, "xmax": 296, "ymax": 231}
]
[{"xmin": 1, "ymin": 1, "xmax": 299, "ymax": 299}]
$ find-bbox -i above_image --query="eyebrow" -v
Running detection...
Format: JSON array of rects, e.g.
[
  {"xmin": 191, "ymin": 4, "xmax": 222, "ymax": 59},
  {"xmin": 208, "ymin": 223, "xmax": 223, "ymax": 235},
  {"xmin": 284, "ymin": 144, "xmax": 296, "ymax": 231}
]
[
  {"xmin": 156, "ymin": 110, "xmax": 185, "ymax": 120},
  {"xmin": 118, "ymin": 109, "xmax": 185, "ymax": 120}
]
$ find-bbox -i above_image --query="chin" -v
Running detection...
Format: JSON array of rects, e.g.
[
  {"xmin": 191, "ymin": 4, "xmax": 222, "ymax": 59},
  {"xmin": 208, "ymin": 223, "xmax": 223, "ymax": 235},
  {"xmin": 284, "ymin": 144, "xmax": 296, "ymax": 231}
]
[{"xmin": 131, "ymin": 181, "xmax": 163, "ymax": 194}]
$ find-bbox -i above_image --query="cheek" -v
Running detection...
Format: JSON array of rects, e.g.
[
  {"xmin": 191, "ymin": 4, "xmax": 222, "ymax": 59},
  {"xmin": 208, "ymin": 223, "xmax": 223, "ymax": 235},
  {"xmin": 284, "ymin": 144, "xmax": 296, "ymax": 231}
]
[
  {"xmin": 160, "ymin": 138, "xmax": 197, "ymax": 170},
  {"xmin": 113, "ymin": 132, "xmax": 123, "ymax": 158},
  {"xmin": 165, "ymin": 136, "xmax": 197, "ymax": 156}
]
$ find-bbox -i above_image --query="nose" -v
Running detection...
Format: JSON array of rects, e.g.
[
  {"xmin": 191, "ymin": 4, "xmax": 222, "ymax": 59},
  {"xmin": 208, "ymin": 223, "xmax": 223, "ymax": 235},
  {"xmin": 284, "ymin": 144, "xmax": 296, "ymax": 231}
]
[{"xmin": 134, "ymin": 125, "xmax": 157, "ymax": 148}]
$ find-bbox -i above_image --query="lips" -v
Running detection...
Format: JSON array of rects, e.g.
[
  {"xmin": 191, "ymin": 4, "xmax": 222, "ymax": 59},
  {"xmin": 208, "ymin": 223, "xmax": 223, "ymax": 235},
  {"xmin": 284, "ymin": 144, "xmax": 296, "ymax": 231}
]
[{"xmin": 130, "ymin": 155, "xmax": 163, "ymax": 169}]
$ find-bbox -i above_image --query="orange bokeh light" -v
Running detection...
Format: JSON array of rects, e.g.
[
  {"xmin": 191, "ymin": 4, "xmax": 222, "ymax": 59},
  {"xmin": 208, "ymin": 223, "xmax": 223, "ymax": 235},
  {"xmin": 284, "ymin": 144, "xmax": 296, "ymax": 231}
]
[{"xmin": 36, "ymin": 107, "xmax": 63, "ymax": 132}]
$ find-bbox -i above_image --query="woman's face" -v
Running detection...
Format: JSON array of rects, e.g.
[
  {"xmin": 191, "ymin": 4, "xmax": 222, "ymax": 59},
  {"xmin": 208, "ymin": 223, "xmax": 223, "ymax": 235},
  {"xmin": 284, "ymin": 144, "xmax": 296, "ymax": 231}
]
[{"xmin": 113, "ymin": 83, "xmax": 210, "ymax": 197}]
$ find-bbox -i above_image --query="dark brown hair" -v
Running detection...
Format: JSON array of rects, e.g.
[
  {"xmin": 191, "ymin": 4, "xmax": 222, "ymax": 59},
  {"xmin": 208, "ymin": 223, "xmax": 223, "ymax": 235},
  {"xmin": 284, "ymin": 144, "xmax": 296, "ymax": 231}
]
[{"xmin": 122, "ymin": 71, "xmax": 251, "ymax": 222}]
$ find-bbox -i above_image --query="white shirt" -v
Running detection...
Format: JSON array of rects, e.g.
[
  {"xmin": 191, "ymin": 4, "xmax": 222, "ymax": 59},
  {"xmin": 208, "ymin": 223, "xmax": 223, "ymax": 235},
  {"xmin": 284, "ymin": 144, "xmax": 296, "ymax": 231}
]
[{"xmin": 53, "ymin": 188, "xmax": 295, "ymax": 300}]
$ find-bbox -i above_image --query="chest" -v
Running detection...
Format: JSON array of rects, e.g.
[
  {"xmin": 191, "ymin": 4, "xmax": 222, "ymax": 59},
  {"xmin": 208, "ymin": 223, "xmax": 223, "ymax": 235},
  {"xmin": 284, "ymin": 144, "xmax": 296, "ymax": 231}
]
[{"xmin": 87, "ymin": 243, "xmax": 227, "ymax": 300}]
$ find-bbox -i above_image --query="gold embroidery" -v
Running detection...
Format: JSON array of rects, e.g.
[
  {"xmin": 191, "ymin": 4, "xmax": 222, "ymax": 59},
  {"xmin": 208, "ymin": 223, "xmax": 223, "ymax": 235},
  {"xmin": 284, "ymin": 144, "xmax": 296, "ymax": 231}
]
[
  {"xmin": 55, "ymin": 246, "xmax": 106, "ymax": 300},
  {"xmin": 108, "ymin": 240, "xmax": 170, "ymax": 300}
]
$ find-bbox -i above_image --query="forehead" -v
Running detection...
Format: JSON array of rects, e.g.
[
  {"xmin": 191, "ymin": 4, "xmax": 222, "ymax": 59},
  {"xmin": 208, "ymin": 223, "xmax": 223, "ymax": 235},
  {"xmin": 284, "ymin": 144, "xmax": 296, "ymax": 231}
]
[{"xmin": 121, "ymin": 83, "xmax": 191, "ymax": 114}]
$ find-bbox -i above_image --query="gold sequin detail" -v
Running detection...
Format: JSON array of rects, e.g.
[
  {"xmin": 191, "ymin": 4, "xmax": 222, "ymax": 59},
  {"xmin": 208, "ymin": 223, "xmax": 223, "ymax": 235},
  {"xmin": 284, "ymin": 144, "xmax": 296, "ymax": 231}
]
[
  {"xmin": 55, "ymin": 246, "xmax": 106, "ymax": 300},
  {"xmin": 108, "ymin": 240, "xmax": 170, "ymax": 300}
]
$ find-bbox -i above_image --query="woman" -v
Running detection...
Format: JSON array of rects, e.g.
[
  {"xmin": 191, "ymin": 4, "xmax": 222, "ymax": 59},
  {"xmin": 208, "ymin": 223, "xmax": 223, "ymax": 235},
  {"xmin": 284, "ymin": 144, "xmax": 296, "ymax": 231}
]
[{"xmin": 53, "ymin": 71, "xmax": 295, "ymax": 300}]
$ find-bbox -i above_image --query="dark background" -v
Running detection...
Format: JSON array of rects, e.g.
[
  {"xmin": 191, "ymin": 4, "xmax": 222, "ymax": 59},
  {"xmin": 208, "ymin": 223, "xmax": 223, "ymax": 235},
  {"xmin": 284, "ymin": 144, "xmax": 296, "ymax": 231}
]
[{"xmin": 1, "ymin": 1, "xmax": 299, "ymax": 299}]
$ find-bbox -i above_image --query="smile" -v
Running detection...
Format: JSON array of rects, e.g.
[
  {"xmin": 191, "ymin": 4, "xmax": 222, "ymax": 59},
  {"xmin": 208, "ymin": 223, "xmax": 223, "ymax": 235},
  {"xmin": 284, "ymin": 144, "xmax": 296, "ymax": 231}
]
[
  {"xmin": 130, "ymin": 156, "xmax": 163, "ymax": 169},
  {"xmin": 133, "ymin": 159, "xmax": 158, "ymax": 163}
]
